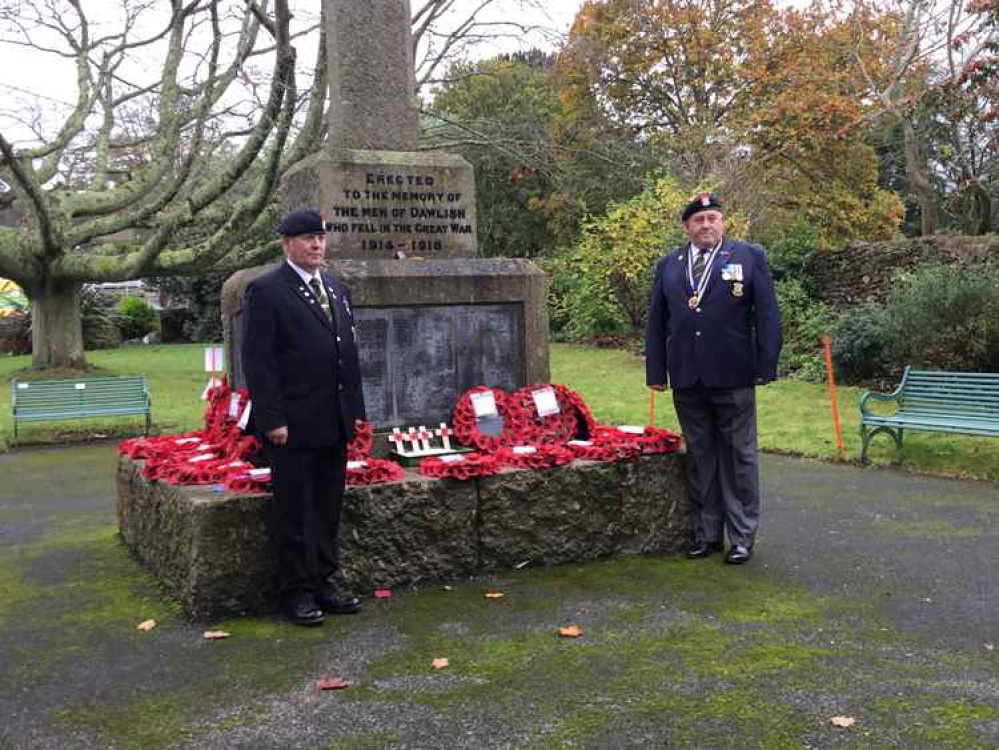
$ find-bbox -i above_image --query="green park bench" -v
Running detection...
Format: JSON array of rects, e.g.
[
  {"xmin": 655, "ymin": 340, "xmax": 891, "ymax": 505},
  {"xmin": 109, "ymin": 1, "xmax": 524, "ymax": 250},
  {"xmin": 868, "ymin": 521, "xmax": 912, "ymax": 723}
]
[
  {"xmin": 859, "ymin": 367, "xmax": 999, "ymax": 463},
  {"xmin": 11, "ymin": 375, "xmax": 151, "ymax": 441}
]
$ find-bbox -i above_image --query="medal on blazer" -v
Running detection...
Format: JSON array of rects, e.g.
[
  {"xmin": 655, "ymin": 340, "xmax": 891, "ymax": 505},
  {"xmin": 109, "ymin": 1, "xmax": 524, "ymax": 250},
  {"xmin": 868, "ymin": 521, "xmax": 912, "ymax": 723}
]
[
  {"xmin": 732, "ymin": 282, "xmax": 744, "ymax": 297},
  {"xmin": 686, "ymin": 242, "xmax": 722, "ymax": 310}
]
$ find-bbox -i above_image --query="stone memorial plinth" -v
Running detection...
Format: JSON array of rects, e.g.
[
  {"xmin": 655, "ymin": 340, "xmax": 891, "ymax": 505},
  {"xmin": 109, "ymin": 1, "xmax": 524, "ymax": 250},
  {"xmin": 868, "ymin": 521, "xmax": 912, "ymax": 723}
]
[
  {"xmin": 223, "ymin": 258, "xmax": 549, "ymax": 428},
  {"xmin": 117, "ymin": 455, "xmax": 692, "ymax": 619}
]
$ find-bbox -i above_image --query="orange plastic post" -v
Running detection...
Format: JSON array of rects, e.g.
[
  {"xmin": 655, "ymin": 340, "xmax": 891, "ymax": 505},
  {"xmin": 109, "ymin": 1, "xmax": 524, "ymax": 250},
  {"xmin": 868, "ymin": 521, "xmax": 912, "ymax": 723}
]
[
  {"xmin": 822, "ymin": 335, "xmax": 845, "ymax": 460},
  {"xmin": 649, "ymin": 389, "xmax": 656, "ymax": 427}
]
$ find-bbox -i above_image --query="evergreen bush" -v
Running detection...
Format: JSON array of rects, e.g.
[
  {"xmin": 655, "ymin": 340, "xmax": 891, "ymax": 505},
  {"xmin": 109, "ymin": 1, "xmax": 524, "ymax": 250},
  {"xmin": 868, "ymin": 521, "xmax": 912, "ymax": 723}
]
[
  {"xmin": 831, "ymin": 305, "xmax": 893, "ymax": 383},
  {"xmin": 883, "ymin": 264, "xmax": 999, "ymax": 372},
  {"xmin": 117, "ymin": 296, "xmax": 159, "ymax": 341},
  {"xmin": 775, "ymin": 278, "xmax": 836, "ymax": 381}
]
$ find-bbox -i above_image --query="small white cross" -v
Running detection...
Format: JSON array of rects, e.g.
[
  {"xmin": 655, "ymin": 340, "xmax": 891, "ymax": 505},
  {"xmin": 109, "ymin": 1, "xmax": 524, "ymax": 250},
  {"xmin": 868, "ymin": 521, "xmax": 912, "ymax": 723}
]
[
  {"xmin": 388, "ymin": 428, "xmax": 407, "ymax": 454},
  {"xmin": 435, "ymin": 423, "xmax": 453, "ymax": 451}
]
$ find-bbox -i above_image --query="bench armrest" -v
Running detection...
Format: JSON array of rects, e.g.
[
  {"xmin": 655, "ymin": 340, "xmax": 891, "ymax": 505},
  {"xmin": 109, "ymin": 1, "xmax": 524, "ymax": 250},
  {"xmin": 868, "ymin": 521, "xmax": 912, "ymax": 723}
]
[{"xmin": 859, "ymin": 388, "xmax": 901, "ymax": 416}]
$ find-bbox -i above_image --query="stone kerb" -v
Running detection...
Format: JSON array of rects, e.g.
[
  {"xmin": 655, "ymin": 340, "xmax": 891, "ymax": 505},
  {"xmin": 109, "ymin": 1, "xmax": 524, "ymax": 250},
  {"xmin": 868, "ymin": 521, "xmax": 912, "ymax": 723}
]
[{"xmin": 117, "ymin": 454, "xmax": 691, "ymax": 620}]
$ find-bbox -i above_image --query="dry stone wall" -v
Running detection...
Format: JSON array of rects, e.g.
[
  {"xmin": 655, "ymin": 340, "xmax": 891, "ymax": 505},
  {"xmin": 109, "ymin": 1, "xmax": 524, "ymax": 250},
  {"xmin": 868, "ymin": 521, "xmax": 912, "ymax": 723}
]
[{"xmin": 809, "ymin": 235, "xmax": 999, "ymax": 309}]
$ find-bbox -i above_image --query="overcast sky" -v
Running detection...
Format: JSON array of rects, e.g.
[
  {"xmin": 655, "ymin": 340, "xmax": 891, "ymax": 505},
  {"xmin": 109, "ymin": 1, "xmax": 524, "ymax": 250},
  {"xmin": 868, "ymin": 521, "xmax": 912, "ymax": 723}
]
[{"xmin": 0, "ymin": 0, "xmax": 585, "ymax": 146}]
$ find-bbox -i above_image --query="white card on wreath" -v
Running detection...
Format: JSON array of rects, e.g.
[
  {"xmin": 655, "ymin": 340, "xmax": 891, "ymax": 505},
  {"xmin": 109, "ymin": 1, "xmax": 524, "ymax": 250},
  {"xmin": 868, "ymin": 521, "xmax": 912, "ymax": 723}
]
[
  {"xmin": 618, "ymin": 425, "xmax": 645, "ymax": 435},
  {"xmin": 204, "ymin": 346, "xmax": 225, "ymax": 372},
  {"xmin": 532, "ymin": 387, "xmax": 559, "ymax": 417},
  {"xmin": 237, "ymin": 401, "xmax": 252, "ymax": 430},
  {"xmin": 228, "ymin": 392, "xmax": 242, "ymax": 418},
  {"xmin": 470, "ymin": 391, "xmax": 498, "ymax": 418}
]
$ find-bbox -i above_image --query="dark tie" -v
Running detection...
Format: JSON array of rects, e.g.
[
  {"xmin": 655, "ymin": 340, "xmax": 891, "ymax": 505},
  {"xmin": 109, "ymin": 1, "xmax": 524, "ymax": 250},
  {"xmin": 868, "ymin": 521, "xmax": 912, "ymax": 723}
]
[
  {"xmin": 692, "ymin": 249, "xmax": 706, "ymax": 284},
  {"xmin": 309, "ymin": 277, "xmax": 332, "ymax": 322}
]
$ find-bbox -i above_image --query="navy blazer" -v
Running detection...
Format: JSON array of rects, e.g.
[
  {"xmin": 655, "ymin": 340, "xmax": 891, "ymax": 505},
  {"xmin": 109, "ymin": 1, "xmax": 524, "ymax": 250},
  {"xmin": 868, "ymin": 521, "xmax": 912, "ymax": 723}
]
[
  {"xmin": 645, "ymin": 237, "xmax": 782, "ymax": 390},
  {"xmin": 242, "ymin": 262, "xmax": 366, "ymax": 447}
]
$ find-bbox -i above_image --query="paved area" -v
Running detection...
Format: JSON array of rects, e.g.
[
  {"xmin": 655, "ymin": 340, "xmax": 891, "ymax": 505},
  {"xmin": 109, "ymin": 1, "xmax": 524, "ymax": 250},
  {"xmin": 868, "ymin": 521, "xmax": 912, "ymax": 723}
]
[{"xmin": 0, "ymin": 444, "xmax": 997, "ymax": 749}]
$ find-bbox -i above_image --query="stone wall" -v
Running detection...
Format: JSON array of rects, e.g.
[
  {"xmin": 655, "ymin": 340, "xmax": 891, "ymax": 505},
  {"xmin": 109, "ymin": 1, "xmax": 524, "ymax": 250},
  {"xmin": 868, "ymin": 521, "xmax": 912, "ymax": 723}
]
[
  {"xmin": 117, "ymin": 454, "xmax": 691, "ymax": 620},
  {"xmin": 809, "ymin": 235, "xmax": 999, "ymax": 309}
]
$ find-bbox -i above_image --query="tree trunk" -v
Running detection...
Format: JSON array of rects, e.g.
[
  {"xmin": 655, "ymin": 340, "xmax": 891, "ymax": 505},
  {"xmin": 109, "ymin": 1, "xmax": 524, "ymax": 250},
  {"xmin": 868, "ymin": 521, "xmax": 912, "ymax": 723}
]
[
  {"xmin": 30, "ymin": 281, "xmax": 86, "ymax": 369},
  {"xmin": 971, "ymin": 183, "xmax": 992, "ymax": 235},
  {"xmin": 901, "ymin": 118, "xmax": 938, "ymax": 236}
]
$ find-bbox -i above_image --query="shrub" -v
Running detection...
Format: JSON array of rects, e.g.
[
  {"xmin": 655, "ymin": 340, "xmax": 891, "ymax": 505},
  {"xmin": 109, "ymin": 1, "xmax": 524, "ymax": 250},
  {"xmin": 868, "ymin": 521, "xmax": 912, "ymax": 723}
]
[
  {"xmin": 775, "ymin": 278, "xmax": 836, "ymax": 381},
  {"xmin": 81, "ymin": 287, "xmax": 121, "ymax": 350},
  {"xmin": 831, "ymin": 305, "xmax": 893, "ymax": 383},
  {"xmin": 117, "ymin": 296, "xmax": 159, "ymax": 341},
  {"xmin": 883, "ymin": 263, "xmax": 999, "ymax": 372},
  {"xmin": 757, "ymin": 219, "xmax": 823, "ymax": 287},
  {"xmin": 147, "ymin": 273, "xmax": 226, "ymax": 342},
  {"xmin": 559, "ymin": 176, "xmax": 748, "ymax": 341}
]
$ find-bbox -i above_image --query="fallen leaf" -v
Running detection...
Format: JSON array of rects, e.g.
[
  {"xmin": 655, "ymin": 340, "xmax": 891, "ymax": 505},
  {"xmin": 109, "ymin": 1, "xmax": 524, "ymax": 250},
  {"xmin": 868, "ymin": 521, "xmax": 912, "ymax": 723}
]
[
  {"xmin": 374, "ymin": 589, "xmax": 392, "ymax": 598},
  {"xmin": 484, "ymin": 591, "xmax": 505, "ymax": 599},
  {"xmin": 202, "ymin": 630, "xmax": 231, "ymax": 640},
  {"xmin": 443, "ymin": 585, "xmax": 453, "ymax": 591},
  {"xmin": 558, "ymin": 625, "xmax": 585, "ymax": 638},
  {"xmin": 317, "ymin": 677, "xmax": 353, "ymax": 691},
  {"xmin": 136, "ymin": 619, "xmax": 157, "ymax": 632},
  {"xmin": 431, "ymin": 657, "xmax": 449, "ymax": 670},
  {"xmin": 830, "ymin": 716, "xmax": 855, "ymax": 728}
]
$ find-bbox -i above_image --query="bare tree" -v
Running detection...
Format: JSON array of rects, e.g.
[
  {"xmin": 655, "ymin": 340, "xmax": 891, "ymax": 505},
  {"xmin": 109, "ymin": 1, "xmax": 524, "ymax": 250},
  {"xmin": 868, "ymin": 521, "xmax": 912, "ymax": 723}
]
[
  {"xmin": 0, "ymin": 0, "xmax": 326, "ymax": 368},
  {"xmin": 854, "ymin": 0, "xmax": 995, "ymax": 235},
  {"xmin": 0, "ymin": 0, "xmax": 566, "ymax": 369}
]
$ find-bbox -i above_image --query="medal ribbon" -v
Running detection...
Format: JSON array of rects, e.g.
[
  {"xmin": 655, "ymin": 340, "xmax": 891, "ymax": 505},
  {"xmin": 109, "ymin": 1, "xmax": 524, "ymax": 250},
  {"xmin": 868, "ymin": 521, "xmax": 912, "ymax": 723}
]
[{"xmin": 687, "ymin": 242, "xmax": 722, "ymax": 303}]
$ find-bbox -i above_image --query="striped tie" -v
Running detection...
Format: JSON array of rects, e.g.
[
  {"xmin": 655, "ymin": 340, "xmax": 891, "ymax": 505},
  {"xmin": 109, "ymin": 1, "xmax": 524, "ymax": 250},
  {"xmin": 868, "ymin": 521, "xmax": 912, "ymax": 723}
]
[
  {"xmin": 691, "ymin": 249, "xmax": 706, "ymax": 285},
  {"xmin": 309, "ymin": 278, "xmax": 333, "ymax": 322}
]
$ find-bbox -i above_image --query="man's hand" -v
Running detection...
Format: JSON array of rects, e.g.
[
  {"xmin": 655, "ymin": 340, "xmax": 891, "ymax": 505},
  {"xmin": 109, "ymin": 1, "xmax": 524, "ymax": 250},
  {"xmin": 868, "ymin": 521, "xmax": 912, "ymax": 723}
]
[
  {"xmin": 266, "ymin": 426, "xmax": 289, "ymax": 445},
  {"xmin": 649, "ymin": 384, "xmax": 667, "ymax": 392}
]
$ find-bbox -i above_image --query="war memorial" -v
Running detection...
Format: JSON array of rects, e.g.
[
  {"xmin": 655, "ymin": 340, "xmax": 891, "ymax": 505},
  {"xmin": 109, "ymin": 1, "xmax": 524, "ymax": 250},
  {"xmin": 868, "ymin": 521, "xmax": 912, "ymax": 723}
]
[{"xmin": 116, "ymin": 0, "xmax": 691, "ymax": 619}]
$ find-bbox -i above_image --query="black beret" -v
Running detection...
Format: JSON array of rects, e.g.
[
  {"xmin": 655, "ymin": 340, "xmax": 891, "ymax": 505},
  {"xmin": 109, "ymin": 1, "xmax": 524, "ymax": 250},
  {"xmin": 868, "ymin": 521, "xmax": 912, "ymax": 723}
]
[
  {"xmin": 278, "ymin": 209, "xmax": 329, "ymax": 236},
  {"xmin": 681, "ymin": 193, "xmax": 724, "ymax": 222}
]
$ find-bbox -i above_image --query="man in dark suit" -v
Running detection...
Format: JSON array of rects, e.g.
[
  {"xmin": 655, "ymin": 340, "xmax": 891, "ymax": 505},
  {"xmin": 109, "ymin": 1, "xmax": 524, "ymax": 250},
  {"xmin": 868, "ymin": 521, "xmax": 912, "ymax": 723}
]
[
  {"xmin": 243, "ymin": 209, "xmax": 366, "ymax": 625},
  {"xmin": 645, "ymin": 193, "xmax": 782, "ymax": 565}
]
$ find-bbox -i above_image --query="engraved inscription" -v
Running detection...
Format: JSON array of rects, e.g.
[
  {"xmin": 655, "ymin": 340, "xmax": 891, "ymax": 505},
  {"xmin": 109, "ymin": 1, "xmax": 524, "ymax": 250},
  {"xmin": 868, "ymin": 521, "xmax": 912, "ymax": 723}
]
[{"xmin": 355, "ymin": 304, "xmax": 525, "ymax": 428}]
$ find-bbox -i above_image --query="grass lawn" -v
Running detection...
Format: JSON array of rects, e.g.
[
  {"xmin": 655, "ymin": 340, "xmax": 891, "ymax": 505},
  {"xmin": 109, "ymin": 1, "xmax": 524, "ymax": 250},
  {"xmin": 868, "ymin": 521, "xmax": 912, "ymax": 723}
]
[
  {"xmin": 0, "ymin": 345, "xmax": 209, "ymax": 449},
  {"xmin": 1, "ymin": 342, "xmax": 997, "ymax": 480}
]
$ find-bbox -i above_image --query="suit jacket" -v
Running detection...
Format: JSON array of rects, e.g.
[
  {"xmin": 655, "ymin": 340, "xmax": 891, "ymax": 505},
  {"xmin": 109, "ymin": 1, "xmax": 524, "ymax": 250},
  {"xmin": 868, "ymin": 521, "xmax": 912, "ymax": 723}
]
[
  {"xmin": 645, "ymin": 237, "xmax": 782, "ymax": 390},
  {"xmin": 242, "ymin": 262, "xmax": 365, "ymax": 447}
]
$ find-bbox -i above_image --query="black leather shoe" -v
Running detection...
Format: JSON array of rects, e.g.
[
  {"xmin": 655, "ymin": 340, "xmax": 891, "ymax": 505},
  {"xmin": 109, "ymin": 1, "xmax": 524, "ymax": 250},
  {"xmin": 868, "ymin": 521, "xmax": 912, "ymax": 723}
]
[
  {"xmin": 317, "ymin": 590, "xmax": 362, "ymax": 615},
  {"xmin": 286, "ymin": 595, "xmax": 324, "ymax": 626},
  {"xmin": 687, "ymin": 541, "xmax": 724, "ymax": 559},
  {"xmin": 724, "ymin": 544, "xmax": 753, "ymax": 565}
]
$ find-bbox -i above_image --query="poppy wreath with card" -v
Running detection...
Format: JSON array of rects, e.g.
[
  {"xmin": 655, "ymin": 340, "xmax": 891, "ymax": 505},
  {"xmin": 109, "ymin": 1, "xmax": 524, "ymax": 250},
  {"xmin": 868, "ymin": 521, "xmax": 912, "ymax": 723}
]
[
  {"xmin": 347, "ymin": 458, "xmax": 405, "ymax": 486},
  {"xmin": 452, "ymin": 386, "xmax": 522, "ymax": 451},
  {"xmin": 592, "ymin": 425, "xmax": 683, "ymax": 455},
  {"xmin": 509, "ymin": 383, "xmax": 586, "ymax": 444},
  {"xmin": 565, "ymin": 436, "xmax": 642, "ymax": 463},
  {"xmin": 494, "ymin": 443, "xmax": 576, "ymax": 470},
  {"xmin": 418, "ymin": 451, "xmax": 501, "ymax": 481}
]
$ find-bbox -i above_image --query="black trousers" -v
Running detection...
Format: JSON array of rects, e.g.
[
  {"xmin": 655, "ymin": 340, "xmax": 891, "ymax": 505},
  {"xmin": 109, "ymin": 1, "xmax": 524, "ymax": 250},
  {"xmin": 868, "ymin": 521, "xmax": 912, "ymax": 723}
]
[
  {"xmin": 264, "ymin": 440, "xmax": 348, "ymax": 601},
  {"xmin": 673, "ymin": 384, "xmax": 760, "ymax": 548}
]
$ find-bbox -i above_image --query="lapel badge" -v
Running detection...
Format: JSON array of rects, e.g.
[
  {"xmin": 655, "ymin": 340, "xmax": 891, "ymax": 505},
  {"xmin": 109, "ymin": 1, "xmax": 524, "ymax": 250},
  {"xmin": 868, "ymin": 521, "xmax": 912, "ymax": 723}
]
[{"xmin": 732, "ymin": 282, "xmax": 744, "ymax": 298}]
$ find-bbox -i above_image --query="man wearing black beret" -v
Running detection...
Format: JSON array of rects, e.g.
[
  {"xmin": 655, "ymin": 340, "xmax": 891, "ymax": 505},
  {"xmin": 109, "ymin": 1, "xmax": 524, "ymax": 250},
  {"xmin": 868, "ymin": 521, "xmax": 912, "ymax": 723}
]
[
  {"xmin": 645, "ymin": 193, "xmax": 782, "ymax": 564},
  {"xmin": 242, "ymin": 209, "xmax": 366, "ymax": 625}
]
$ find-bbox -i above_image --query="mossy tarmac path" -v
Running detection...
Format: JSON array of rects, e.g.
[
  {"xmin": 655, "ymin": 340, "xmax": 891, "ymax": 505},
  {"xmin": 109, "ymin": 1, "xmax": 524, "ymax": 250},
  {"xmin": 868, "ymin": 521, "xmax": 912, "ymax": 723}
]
[{"xmin": 1, "ymin": 444, "xmax": 997, "ymax": 749}]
